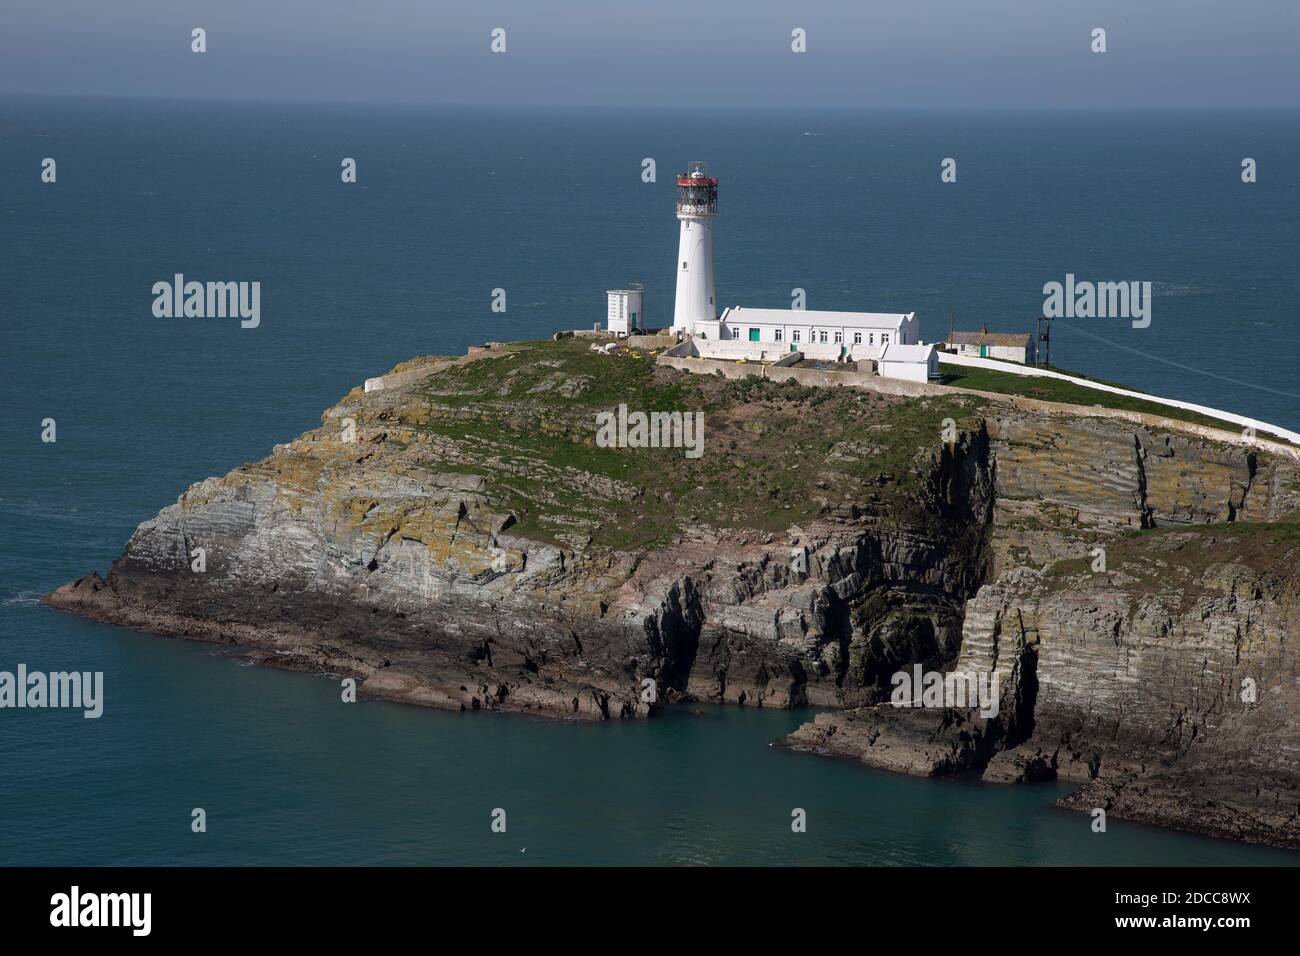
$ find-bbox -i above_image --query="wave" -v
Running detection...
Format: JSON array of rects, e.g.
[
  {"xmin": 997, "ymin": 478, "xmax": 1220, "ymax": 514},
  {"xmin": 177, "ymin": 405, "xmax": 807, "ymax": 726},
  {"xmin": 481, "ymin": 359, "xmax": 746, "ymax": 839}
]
[{"xmin": 1151, "ymin": 282, "xmax": 1211, "ymax": 297}]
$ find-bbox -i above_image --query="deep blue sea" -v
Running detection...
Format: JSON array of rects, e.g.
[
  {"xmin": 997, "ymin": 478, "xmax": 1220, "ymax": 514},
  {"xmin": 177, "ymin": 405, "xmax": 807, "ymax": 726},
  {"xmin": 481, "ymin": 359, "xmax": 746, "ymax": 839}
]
[{"xmin": 1, "ymin": 97, "xmax": 1297, "ymax": 865}]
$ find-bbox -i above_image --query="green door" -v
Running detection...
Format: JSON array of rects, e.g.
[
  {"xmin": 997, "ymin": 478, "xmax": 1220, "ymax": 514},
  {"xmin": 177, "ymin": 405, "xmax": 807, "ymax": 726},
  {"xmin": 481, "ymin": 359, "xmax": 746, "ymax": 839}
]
[
  {"xmin": 748, "ymin": 328, "xmax": 760, "ymax": 342},
  {"xmin": 980, "ymin": 345, "xmax": 988, "ymax": 357}
]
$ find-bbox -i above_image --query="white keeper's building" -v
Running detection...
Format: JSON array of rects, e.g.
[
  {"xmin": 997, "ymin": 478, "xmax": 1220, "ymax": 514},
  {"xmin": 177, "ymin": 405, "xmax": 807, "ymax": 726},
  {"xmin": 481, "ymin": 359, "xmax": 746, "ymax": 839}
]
[{"xmin": 701, "ymin": 307, "xmax": 920, "ymax": 362}]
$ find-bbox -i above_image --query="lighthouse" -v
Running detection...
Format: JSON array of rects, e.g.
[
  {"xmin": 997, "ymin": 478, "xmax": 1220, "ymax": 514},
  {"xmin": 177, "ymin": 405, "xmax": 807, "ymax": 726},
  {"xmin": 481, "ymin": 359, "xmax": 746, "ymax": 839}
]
[{"xmin": 671, "ymin": 161, "xmax": 718, "ymax": 334}]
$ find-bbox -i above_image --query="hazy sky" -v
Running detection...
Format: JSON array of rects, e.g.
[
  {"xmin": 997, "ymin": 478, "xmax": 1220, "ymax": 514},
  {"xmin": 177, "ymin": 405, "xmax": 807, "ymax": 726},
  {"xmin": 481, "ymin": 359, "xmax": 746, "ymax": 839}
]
[{"xmin": 2, "ymin": 0, "xmax": 1298, "ymax": 109}]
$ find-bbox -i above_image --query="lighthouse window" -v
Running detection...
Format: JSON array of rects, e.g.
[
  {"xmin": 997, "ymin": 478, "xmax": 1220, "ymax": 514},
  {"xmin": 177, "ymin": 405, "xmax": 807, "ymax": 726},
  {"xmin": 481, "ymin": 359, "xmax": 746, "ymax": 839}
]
[{"xmin": 682, "ymin": 261, "xmax": 687, "ymax": 270}]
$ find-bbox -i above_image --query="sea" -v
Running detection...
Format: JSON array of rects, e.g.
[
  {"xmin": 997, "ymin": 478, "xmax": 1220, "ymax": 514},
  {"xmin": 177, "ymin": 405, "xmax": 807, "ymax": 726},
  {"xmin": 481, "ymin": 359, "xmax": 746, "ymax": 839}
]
[{"xmin": 1, "ymin": 96, "xmax": 1297, "ymax": 865}]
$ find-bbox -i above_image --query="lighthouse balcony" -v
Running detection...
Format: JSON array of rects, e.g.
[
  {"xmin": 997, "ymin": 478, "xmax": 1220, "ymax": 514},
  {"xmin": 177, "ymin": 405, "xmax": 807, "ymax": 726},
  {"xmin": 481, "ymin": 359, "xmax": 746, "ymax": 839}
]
[{"xmin": 675, "ymin": 202, "xmax": 717, "ymax": 217}]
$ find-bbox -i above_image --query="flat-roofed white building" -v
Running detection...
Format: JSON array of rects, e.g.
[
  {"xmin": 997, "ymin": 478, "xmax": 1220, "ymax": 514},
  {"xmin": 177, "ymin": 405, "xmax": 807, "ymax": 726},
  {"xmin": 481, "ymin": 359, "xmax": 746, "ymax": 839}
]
[
  {"xmin": 714, "ymin": 307, "xmax": 919, "ymax": 361},
  {"xmin": 606, "ymin": 283, "xmax": 645, "ymax": 336},
  {"xmin": 878, "ymin": 342, "xmax": 940, "ymax": 383}
]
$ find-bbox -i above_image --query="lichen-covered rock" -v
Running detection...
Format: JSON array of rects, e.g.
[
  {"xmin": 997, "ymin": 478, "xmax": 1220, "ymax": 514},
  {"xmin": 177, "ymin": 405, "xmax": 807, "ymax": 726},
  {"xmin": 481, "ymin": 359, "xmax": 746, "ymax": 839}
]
[
  {"xmin": 48, "ymin": 342, "xmax": 994, "ymax": 724},
  {"xmin": 46, "ymin": 338, "xmax": 1300, "ymax": 848},
  {"xmin": 784, "ymin": 405, "xmax": 1300, "ymax": 849}
]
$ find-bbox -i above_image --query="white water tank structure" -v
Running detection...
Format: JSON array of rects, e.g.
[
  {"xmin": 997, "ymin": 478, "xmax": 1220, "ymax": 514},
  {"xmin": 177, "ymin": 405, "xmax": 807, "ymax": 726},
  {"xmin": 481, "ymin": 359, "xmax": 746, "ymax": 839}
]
[
  {"xmin": 606, "ymin": 283, "xmax": 645, "ymax": 335},
  {"xmin": 671, "ymin": 161, "xmax": 718, "ymax": 334}
]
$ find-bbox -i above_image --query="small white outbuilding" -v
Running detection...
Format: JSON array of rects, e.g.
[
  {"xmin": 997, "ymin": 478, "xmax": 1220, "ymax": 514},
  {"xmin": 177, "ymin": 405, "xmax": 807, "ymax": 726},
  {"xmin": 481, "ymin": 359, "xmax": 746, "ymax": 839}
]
[
  {"xmin": 607, "ymin": 284, "xmax": 645, "ymax": 336},
  {"xmin": 946, "ymin": 327, "xmax": 1035, "ymax": 364},
  {"xmin": 878, "ymin": 343, "xmax": 939, "ymax": 383}
]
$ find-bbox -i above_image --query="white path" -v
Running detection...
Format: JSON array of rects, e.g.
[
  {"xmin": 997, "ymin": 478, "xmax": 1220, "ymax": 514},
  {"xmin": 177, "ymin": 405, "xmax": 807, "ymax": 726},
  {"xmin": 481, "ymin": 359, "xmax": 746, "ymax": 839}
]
[{"xmin": 938, "ymin": 353, "xmax": 1300, "ymax": 446}]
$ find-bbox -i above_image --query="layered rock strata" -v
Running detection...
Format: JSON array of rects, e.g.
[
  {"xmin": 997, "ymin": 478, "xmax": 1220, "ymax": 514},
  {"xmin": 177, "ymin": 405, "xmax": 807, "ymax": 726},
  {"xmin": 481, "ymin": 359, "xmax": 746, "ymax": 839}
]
[{"xmin": 47, "ymin": 341, "xmax": 1300, "ymax": 848}]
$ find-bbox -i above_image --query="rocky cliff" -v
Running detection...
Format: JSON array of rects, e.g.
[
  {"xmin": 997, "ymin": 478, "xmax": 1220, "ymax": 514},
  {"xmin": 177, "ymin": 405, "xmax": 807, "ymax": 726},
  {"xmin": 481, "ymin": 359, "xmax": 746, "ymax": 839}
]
[
  {"xmin": 47, "ymin": 339, "xmax": 1300, "ymax": 848},
  {"xmin": 785, "ymin": 410, "xmax": 1300, "ymax": 848}
]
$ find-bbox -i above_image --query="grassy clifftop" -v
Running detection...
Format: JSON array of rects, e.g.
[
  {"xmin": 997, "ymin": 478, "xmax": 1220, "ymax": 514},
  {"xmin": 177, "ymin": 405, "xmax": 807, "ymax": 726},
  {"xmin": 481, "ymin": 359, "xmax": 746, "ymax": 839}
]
[
  {"xmin": 941, "ymin": 362, "xmax": 1272, "ymax": 437},
  {"xmin": 395, "ymin": 338, "xmax": 986, "ymax": 550}
]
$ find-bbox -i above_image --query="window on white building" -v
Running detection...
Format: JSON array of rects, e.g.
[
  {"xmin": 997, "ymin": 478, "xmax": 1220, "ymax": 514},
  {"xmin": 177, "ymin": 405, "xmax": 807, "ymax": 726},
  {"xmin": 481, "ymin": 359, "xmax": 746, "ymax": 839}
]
[
  {"xmin": 819, "ymin": 330, "xmax": 828, "ymax": 344},
  {"xmin": 834, "ymin": 331, "xmax": 842, "ymax": 344},
  {"xmin": 882, "ymin": 334, "xmax": 890, "ymax": 345},
  {"xmin": 853, "ymin": 332, "xmax": 862, "ymax": 345},
  {"xmin": 775, "ymin": 329, "xmax": 783, "ymax": 342},
  {"xmin": 792, "ymin": 330, "xmax": 801, "ymax": 342}
]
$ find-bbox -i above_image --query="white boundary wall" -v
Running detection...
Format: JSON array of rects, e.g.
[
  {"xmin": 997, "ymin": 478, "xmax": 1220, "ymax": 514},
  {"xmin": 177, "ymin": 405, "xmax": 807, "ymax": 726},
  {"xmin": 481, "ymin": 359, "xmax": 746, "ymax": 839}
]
[
  {"xmin": 938, "ymin": 353, "xmax": 1300, "ymax": 445},
  {"xmin": 677, "ymin": 338, "xmax": 790, "ymax": 363},
  {"xmin": 676, "ymin": 336, "xmax": 881, "ymax": 365}
]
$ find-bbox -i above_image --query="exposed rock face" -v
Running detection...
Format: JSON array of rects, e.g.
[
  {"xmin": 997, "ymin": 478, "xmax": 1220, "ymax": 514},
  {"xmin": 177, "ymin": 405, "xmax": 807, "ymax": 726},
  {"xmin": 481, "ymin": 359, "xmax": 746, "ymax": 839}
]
[
  {"xmin": 48, "ymin": 345, "xmax": 994, "ymax": 723},
  {"xmin": 786, "ymin": 409, "xmax": 1300, "ymax": 849},
  {"xmin": 46, "ymin": 340, "xmax": 1300, "ymax": 848}
]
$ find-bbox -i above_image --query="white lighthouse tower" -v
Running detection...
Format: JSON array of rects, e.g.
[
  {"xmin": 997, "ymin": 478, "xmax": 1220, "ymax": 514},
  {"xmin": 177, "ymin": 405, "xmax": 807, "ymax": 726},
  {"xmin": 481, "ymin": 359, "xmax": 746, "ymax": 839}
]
[{"xmin": 671, "ymin": 161, "xmax": 718, "ymax": 334}]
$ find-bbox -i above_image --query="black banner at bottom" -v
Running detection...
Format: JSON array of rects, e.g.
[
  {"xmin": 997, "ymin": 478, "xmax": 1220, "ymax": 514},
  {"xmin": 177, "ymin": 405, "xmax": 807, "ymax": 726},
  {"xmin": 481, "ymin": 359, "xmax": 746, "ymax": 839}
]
[{"xmin": 0, "ymin": 865, "xmax": 1291, "ymax": 941}]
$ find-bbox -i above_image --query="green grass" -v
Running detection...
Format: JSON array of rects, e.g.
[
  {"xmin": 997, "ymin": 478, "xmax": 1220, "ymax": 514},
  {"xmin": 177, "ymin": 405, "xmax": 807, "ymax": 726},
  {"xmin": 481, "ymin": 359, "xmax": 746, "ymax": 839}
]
[
  {"xmin": 423, "ymin": 339, "xmax": 695, "ymax": 412},
  {"xmin": 1043, "ymin": 516, "xmax": 1300, "ymax": 599},
  {"xmin": 940, "ymin": 363, "xmax": 1253, "ymax": 436},
  {"xmin": 406, "ymin": 339, "xmax": 990, "ymax": 550}
]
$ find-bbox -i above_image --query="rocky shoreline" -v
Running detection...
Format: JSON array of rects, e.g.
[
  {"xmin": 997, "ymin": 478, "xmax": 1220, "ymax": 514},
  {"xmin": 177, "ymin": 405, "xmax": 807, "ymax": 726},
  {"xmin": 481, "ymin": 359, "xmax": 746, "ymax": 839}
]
[{"xmin": 46, "ymin": 339, "xmax": 1300, "ymax": 849}]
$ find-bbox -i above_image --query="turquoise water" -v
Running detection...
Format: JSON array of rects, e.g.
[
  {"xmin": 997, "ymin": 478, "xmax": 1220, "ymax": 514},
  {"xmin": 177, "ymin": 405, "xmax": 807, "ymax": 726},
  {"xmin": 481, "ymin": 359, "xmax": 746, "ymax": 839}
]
[
  {"xmin": 2, "ymin": 603, "xmax": 1297, "ymax": 866},
  {"xmin": 1, "ymin": 98, "xmax": 1298, "ymax": 865}
]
